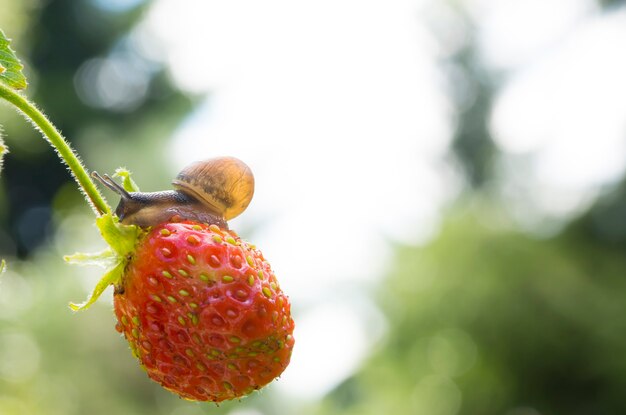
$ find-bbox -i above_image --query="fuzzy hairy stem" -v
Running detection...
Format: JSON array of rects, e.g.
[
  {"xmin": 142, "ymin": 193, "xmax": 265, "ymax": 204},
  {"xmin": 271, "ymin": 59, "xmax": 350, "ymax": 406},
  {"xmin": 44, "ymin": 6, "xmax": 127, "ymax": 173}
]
[{"xmin": 0, "ymin": 82, "xmax": 110, "ymax": 216}]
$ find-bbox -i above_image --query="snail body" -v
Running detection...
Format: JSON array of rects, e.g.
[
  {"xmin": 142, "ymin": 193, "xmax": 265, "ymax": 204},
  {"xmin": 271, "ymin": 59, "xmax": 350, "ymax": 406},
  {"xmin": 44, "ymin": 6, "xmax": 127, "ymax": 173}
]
[{"xmin": 94, "ymin": 157, "xmax": 255, "ymax": 228}]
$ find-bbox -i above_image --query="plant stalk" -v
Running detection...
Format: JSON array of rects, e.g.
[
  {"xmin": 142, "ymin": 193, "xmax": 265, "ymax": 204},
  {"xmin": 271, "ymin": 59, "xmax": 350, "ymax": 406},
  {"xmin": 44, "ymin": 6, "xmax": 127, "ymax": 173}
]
[{"xmin": 0, "ymin": 82, "xmax": 110, "ymax": 216}]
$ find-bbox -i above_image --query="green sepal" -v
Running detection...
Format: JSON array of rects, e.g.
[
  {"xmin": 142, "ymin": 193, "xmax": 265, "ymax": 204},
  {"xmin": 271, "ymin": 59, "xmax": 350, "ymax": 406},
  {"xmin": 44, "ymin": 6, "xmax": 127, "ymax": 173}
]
[
  {"xmin": 0, "ymin": 30, "xmax": 27, "ymax": 90},
  {"xmin": 66, "ymin": 213, "xmax": 145, "ymax": 311},
  {"xmin": 0, "ymin": 259, "xmax": 6, "ymax": 274},
  {"xmin": 64, "ymin": 248, "xmax": 117, "ymax": 268},
  {"xmin": 69, "ymin": 261, "xmax": 125, "ymax": 311},
  {"xmin": 113, "ymin": 168, "xmax": 140, "ymax": 192},
  {"xmin": 96, "ymin": 213, "xmax": 142, "ymax": 257}
]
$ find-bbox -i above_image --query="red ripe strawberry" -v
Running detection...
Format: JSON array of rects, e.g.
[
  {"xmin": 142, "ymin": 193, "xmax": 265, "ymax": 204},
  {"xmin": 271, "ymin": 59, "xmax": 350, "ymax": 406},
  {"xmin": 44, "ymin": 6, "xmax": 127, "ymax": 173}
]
[{"xmin": 113, "ymin": 220, "xmax": 295, "ymax": 402}]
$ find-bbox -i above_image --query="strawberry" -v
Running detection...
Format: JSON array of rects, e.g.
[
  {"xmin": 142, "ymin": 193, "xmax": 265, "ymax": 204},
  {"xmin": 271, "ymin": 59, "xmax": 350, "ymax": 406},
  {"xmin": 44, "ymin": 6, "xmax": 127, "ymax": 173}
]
[{"xmin": 112, "ymin": 220, "xmax": 295, "ymax": 402}]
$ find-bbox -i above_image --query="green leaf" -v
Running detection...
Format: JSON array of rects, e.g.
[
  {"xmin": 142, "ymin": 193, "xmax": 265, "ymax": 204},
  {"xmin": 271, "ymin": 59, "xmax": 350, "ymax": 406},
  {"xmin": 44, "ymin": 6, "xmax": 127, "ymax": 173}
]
[{"xmin": 0, "ymin": 29, "xmax": 27, "ymax": 90}]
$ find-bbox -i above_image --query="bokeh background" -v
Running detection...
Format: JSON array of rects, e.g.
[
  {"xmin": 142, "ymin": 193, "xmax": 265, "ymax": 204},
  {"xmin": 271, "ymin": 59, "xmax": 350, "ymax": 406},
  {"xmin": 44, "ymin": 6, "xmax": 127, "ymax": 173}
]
[{"xmin": 1, "ymin": 0, "xmax": 626, "ymax": 414}]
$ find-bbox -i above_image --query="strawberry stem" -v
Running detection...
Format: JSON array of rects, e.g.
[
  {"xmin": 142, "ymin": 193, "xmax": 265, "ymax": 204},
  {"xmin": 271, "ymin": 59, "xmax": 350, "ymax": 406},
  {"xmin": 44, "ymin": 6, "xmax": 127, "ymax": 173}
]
[{"xmin": 0, "ymin": 82, "xmax": 111, "ymax": 216}]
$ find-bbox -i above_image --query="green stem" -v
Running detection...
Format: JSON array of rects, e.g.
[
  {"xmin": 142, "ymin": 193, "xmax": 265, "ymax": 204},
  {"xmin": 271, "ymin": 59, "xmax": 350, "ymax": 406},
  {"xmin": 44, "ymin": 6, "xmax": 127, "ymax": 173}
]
[{"xmin": 0, "ymin": 82, "xmax": 110, "ymax": 216}]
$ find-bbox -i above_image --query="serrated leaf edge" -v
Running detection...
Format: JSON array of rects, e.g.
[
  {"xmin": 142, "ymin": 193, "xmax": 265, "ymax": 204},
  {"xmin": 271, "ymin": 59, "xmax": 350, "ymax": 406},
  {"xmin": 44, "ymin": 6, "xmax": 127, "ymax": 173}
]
[{"xmin": 0, "ymin": 29, "xmax": 27, "ymax": 90}]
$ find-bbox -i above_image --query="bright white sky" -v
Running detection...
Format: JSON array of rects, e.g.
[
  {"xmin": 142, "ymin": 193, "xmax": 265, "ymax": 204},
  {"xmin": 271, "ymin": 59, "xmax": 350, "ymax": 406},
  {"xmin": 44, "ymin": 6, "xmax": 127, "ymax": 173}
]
[
  {"xmin": 487, "ymin": 0, "xmax": 626, "ymax": 228},
  {"xmin": 85, "ymin": 0, "xmax": 626, "ymax": 406}
]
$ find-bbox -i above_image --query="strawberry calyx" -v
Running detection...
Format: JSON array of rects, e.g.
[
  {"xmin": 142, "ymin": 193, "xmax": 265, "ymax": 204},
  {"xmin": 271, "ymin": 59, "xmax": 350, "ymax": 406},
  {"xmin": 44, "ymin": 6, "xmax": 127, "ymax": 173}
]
[
  {"xmin": 65, "ymin": 167, "xmax": 145, "ymax": 311},
  {"xmin": 66, "ymin": 212, "xmax": 145, "ymax": 311}
]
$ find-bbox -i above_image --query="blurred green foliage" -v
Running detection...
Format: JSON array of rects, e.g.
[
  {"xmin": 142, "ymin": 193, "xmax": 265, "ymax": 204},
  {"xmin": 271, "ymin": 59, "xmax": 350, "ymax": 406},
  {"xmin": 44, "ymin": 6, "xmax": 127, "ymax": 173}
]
[
  {"xmin": 600, "ymin": 0, "xmax": 626, "ymax": 9},
  {"xmin": 448, "ymin": 27, "xmax": 498, "ymax": 190},
  {"xmin": 316, "ymin": 205, "xmax": 626, "ymax": 415}
]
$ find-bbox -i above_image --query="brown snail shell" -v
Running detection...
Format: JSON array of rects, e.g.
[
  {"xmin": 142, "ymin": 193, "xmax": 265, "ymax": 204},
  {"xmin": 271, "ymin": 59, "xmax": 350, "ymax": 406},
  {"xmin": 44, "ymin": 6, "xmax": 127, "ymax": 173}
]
[{"xmin": 173, "ymin": 156, "xmax": 255, "ymax": 221}]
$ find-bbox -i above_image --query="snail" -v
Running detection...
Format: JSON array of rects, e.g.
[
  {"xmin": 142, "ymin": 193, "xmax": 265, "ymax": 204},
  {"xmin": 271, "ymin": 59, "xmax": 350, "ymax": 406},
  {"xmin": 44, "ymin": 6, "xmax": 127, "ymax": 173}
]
[{"xmin": 92, "ymin": 156, "xmax": 255, "ymax": 229}]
